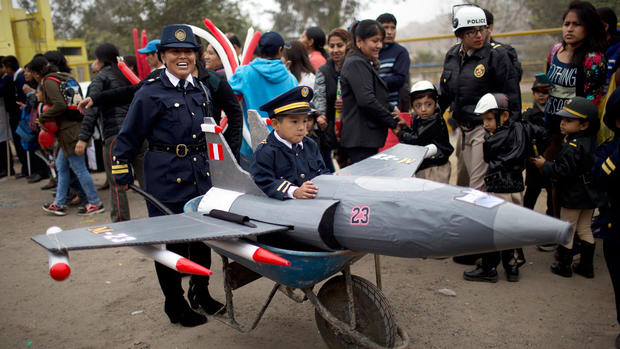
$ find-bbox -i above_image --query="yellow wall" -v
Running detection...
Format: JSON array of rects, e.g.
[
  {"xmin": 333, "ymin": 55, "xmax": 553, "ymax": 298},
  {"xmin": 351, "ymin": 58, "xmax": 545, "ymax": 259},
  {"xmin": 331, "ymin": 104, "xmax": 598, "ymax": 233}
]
[{"xmin": 0, "ymin": 0, "xmax": 90, "ymax": 81}]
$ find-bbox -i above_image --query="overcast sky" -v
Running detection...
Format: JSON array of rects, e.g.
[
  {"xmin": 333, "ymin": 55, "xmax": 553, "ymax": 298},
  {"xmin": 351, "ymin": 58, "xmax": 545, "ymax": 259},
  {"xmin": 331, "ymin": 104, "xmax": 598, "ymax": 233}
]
[{"xmin": 241, "ymin": 0, "xmax": 463, "ymax": 32}]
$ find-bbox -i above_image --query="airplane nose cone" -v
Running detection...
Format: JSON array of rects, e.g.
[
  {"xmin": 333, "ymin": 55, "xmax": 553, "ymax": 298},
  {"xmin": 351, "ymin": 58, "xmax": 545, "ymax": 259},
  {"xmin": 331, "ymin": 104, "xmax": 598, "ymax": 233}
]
[{"xmin": 492, "ymin": 203, "xmax": 573, "ymax": 249}]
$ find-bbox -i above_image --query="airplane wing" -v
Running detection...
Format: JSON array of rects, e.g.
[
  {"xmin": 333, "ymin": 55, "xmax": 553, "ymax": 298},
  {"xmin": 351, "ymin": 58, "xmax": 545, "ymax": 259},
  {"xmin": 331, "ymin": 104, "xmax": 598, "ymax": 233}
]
[
  {"xmin": 335, "ymin": 143, "xmax": 430, "ymax": 177},
  {"xmin": 32, "ymin": 212, "xmax": 290, "ymax": 253}
]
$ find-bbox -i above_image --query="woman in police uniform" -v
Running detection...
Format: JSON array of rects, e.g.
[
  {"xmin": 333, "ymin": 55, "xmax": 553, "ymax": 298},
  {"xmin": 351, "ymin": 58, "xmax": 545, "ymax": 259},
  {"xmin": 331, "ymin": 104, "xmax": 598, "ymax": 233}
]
[
  {"xmin": 439, "ymin": 5, "xmax": 521, "ymax": 273},
  {"xmin": 113, "ymin": 24, "xmax": 222, "ymax": 327}
]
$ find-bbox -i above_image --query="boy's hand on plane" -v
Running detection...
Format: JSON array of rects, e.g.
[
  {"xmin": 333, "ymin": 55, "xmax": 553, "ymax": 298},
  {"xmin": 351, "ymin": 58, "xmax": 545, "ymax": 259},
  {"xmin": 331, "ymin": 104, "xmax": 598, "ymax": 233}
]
[{"xmin": 293, "ymin": 181, "xmax": 318, "ymax": 199}]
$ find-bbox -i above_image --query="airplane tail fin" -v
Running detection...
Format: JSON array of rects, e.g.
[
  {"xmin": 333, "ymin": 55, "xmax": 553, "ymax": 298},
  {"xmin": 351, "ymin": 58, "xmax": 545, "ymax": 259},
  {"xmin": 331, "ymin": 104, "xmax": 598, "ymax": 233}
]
[
  {"xmin": 247, "ymin": 109, "xmax": 270, "ymax": 152},
  {"xmin": 201, "ymin": 117, "xmax": 265, "ymax": 196}
]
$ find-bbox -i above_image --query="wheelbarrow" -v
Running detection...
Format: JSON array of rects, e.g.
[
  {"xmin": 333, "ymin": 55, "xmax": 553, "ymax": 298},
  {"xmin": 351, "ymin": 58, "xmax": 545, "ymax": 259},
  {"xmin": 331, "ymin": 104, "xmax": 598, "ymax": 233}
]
[{"xmin": 183, "ymin": 195, "xmax": 410, "ymax": 348}]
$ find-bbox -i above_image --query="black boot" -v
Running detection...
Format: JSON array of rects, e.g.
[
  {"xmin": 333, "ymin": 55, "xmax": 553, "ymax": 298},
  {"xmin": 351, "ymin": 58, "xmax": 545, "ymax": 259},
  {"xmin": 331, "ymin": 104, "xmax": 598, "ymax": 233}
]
[
  {"xmin": 505, "ymin": 265, "xmax": 519, "ymax": 282},
  {"xmin": 463, "ymin": 265, "xmax": 498, "ymax": 283},
  {"xmin": 551, "ymin": 245, "xmax": 573, "ymax": 277},
  {"xmin": 188, "ymin": 278, "xmax": 225, "ymax": 315},
  {"xmin": 453, "ymin": 254, "xmax": 480, "ymax": 265},
  {"xmin": 164, "ymin": 297, "xmax": 207, "ymax": 327},
  {"xmin": 573, "ymin": 241, "xmax": 595, "ymax": 278}
]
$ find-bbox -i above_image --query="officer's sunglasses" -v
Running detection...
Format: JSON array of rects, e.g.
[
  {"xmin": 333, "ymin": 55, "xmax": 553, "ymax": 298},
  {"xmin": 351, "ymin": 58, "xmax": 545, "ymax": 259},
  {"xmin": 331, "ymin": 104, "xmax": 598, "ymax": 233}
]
[{"xmin": 463, "ymin": 26, "xmax": 489, "ymax": 37}]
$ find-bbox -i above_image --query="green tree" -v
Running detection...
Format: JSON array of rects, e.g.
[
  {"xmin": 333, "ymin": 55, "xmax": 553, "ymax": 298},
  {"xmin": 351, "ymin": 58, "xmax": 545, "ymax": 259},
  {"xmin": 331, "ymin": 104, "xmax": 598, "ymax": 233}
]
[
  {"xmin": 50, "ymin": 0, "xmax": 84, "ymax": 39},
  {"xmin": 270, "ymin": 0, "xmax": 360, "ymax": 37},
  {"xmin": 70, "ymin": 0, "xmax": 251, "ymax": 58}
]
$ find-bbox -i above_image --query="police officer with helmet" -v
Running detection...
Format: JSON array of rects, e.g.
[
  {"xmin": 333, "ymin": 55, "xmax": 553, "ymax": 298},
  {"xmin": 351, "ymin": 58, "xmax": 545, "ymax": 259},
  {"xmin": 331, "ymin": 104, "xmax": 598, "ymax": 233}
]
[
  {"xmin": 439, "ymin": 5, "xmax": 521, "ymax": 271},
  {"xmin": 113, "ymin": 24, "xmax": 223, "ymax": 327}
]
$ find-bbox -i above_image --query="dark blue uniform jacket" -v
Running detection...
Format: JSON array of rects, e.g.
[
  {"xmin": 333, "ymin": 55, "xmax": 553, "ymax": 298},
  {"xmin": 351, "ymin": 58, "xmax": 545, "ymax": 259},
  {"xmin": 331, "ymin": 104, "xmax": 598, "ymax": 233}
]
[
  {"xmin": 250, "ymin": 131, "xmax": 329, "ymax": 200},
  {"xmin": 593, "ymin": 135, "xmax": 620, "ymax": 241},
  {"xmin": 113, "ymin": 70, "xmax": 212, "ymax": 204}
]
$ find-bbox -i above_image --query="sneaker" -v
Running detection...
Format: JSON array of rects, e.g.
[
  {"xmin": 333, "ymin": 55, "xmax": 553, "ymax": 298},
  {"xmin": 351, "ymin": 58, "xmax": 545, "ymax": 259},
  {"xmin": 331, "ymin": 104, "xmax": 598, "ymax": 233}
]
[
  {"xmin": 78, "ymin": 203, "xmax": 105, "ymax": 216},
  {"xmin": 42, "ymin": 202, "xmax": 67, "ymax": 216}
]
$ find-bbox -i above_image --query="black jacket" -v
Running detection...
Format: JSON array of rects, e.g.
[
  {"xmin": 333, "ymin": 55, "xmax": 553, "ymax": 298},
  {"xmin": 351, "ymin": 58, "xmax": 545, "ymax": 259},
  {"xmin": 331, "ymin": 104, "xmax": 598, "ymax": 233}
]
[
  {"xmin": 542, "ymin": 132, "xmax": 604, "ymax": 209},
  {"xmin": 340, "ymin": 53, "xmax": 397, "ymax": 149},
  {"xmin": 484, "ymin": 120, "xmax": 547, "ymax": 193},
  {"xmin": 197, "ymin": 65, "xmax": 243, "ymax": 161},
  {"xmin": 397, "ymin": 113, "xmax": 453, "ymax": 170},
  {"xmin": 439, "ymin": 43, "xmax": 521, "ymax": 128},
  {"xmin": 522, "ymin": 103, "xmax": 550, "ymax": 185},
  {"xmin": 315, "ymin": 59, "xmax": 339, "ymax": 151},
  {"xmin": 79, "ymin": 65, "xmax": 131, "ymax": 141}
]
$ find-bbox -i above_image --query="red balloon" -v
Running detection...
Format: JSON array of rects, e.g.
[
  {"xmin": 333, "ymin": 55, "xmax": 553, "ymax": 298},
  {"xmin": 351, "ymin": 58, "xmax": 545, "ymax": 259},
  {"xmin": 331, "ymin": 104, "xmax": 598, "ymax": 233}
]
[
  {"xmin": 38, "ymin": 130, "xmax": 55, "ymax": 147},
  {"xmin": 43, "ymin": 120, "xmax": 58, "ymax": 133}
]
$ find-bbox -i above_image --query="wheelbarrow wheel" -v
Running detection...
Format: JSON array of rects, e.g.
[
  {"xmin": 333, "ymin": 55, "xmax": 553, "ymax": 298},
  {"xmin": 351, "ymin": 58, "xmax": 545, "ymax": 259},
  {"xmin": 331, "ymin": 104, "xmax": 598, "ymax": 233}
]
[{"xmin": 315, "ymin": 275, "xmax": 396, "ymax": 348}]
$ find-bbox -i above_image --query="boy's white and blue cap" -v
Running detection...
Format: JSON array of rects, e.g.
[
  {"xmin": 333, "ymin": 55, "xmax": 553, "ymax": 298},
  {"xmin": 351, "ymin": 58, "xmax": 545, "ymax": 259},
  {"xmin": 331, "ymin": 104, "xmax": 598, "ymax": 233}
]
[
  {"xmin": 138, "ymin": 40, "xmax": 160, "ymax": 54},
  {"xmin": 260, "ymin": 86, "xmax": 314, "ymax": 118}
]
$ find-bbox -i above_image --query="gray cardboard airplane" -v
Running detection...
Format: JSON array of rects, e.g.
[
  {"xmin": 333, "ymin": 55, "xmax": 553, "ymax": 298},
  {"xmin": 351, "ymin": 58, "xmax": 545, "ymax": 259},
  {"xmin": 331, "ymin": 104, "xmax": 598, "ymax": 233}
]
[{"xmin": 32, "ymin": 113, "xmax": 572, "ymax": 278}]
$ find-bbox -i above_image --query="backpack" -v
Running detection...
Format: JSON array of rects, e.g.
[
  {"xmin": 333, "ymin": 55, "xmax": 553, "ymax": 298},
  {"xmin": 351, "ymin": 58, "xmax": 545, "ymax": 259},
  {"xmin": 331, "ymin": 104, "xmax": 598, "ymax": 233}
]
[{"xmin": 43, "ymin": 75, "xmax": 84, "ymax": 119}]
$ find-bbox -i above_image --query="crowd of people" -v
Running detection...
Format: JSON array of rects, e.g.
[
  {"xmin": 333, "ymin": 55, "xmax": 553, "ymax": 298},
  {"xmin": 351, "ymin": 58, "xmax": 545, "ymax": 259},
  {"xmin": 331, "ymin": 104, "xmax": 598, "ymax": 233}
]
[{"xmin": 1, "ymin": 0, "xmax": 620, "ymax": 346}]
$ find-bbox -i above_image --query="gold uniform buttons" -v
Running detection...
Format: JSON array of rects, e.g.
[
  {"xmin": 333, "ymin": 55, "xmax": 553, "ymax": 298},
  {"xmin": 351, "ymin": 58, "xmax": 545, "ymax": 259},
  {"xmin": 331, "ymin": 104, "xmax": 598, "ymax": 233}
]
[
  {"xmin": 191, "ymin": 112, "xmax": 195, "ymax": 116},
  {"xmin": 300, "ymin": 173, "xmax": 306, "ymax": 179},
  {"xmin": 174, "ymin": 102, "xmax": 180, "ymax": 108},
  {"xmin": 192, "ymin": 134, "xmax": 196, "ymax": 139},
  {"xmin": 193, "ymin": 157, "xmax": 197, "ymax": 162},
  {"xmin": 176, "ymin": 178, "xmax": 181, "ymax": 183},
  {"xmin": 112, "ymin": 156, "xmax": 116, "ymax": 161}
]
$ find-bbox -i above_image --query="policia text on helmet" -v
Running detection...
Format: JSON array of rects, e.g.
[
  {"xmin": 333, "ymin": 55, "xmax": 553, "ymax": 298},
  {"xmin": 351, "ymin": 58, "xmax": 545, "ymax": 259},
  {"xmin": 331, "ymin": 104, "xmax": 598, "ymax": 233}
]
[{"xmin": 452, "ymin": 4, "xmax": 489, "ymax": 51}]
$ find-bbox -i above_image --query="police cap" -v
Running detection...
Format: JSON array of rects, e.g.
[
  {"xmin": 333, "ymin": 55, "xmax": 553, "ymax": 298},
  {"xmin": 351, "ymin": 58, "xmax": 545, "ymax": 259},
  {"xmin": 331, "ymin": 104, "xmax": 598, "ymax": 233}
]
[
  {"xmin": 556, "ymin": 97, "xmax": 598, "ymax": 122},
  {"xmin": 260, "ymin": 86, "xmax": 314, "ymax": 118},
  {"xmin": 157, "ymin": 24, "xmax": 201, "ymax": 51}
]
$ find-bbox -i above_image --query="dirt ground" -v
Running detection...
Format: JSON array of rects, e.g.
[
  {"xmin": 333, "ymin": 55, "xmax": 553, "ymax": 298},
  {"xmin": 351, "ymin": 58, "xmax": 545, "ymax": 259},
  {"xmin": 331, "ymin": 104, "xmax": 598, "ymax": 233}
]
[{"xmin": 0, "ymin": 169, "xmax": 617, "ymax": 349}]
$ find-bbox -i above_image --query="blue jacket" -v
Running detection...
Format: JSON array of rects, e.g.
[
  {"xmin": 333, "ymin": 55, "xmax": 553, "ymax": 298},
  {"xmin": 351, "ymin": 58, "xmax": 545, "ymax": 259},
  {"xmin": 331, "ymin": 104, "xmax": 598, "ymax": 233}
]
[
  {"xmin": 228, "ymin": 59, "xmax": 298, "ymax": 158},
  {"xmin": 593, "ymin": 134, "xmax": 620, "ymax": 241},
  {"xmin": 250, "ymin": 131, "xmax": 329, "ymax": 200},
  {"xmin": 113, "ymin": 70, "xmax": 213, "ymax": 205},
  {"xmin": 378, "ymin": 42, "xmax": 410, "ymax": 105}
]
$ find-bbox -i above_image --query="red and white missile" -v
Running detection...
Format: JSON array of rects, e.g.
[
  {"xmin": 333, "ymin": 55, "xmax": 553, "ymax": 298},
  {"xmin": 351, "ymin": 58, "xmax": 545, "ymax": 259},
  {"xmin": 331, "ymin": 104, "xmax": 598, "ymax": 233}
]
[
  {"xmin": 46, "ymin": 226, "xmax": 71, "ymax": 281},
  {"xmin": 207, "ymin": 239, "xmax": 291, "ymax": 266},
  {"xmin": 133, "ymin": 245, "xmax": 212, "ymax": 276}
]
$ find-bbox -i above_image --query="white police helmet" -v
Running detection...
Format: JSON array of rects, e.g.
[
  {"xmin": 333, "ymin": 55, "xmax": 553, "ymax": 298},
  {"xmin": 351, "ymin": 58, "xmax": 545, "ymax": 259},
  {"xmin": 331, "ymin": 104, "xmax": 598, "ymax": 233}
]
[
  {"xmin": 452, "ymin": 5, "xmax": 487, "ymax": 32},
  {"xmin": 474, "ymin": 93, "xmax": 509, "ymax": 115},
  {"xmin": 410, "ymin": 80, "xmax": 436, "ymax": 95}
]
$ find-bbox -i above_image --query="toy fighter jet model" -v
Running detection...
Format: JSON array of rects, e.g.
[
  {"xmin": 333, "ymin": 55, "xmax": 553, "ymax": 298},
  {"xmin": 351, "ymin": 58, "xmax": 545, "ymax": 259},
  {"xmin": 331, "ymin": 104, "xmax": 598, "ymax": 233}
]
[{"xmin": 32, "ymin": 112, "xmax": 572, "ymax": 281}]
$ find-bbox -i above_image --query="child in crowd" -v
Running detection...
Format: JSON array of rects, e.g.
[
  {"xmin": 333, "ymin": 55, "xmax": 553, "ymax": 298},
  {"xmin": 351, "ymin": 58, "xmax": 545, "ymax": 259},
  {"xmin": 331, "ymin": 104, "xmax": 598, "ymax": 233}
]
[
  {"xmin": 464, "ymin": 93, "xmax": 547, "ymax": 283},
  {"xmin": 250, "ymin": 86, "xmax": 329, "ymax": 200},
  {"xmin": 523, "ymin": 80, "xmax": 553, "ymax": 211},
  {"xmin": 531, "ymin": 97, "xmax": 604, "ymax": 278},
  {"xmin": 522, "ymin": 80, "xmax": 557, "ymax": 252},
  {"xmin": 394, "ymin": 81, "xmax": 453, "ymax": 183}
]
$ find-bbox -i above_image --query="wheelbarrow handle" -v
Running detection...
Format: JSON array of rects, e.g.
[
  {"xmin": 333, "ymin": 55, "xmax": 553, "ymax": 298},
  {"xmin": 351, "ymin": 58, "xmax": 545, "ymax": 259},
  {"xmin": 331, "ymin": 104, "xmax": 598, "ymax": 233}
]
[{"xmin": 128, "ymin": 184, "xmax": 174, "ymax": 216}]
